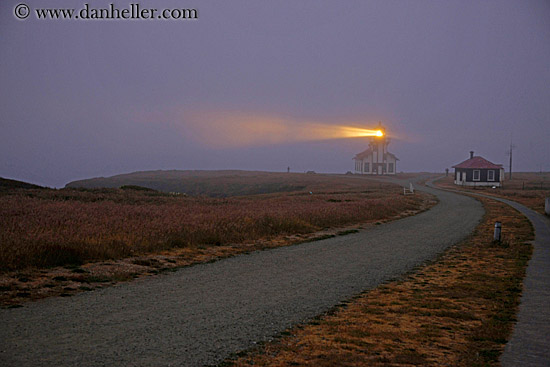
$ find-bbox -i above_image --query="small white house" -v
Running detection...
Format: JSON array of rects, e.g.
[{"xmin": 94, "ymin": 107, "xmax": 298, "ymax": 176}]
[{"xmin": 354, "ymin": 150, "xmax": 398, "ymax": 175}]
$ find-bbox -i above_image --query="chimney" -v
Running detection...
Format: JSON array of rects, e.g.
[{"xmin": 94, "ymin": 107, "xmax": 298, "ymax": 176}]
[{"xmin": 470, "ymin": 151, "xmax": 474, "ymax": 159}]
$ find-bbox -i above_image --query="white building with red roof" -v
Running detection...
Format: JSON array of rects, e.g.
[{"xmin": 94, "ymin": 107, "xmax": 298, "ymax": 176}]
[
  {"xmin": 452, "ymin": 151, "xmax": 504, "ymax": 187},
  {"xmin": 353, "ymin": 122, "xmax": 398, "ymax": 175}
]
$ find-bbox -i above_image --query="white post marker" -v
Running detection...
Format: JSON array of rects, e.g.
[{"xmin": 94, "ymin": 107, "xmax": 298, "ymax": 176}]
[
  {"xmin": 403, "ymin": 182, "xmax": 414, "ymax": 195},
  {"xmin": 494, "ymin": 221, "xmax": 502, "ymax": 242}
]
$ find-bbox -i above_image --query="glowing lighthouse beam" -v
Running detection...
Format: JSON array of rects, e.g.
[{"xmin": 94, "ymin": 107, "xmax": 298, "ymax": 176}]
[
  {"xmin": 336, "ymin": 126, "xmax": 385, "ymax": 138},
  {"xmin": 184, "ymin": 110, "xmax": 389, "ymax": 148}
]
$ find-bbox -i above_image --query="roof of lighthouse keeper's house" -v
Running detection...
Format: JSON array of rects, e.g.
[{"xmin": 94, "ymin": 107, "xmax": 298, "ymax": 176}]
[
  {"xmin": 353, "ymin": 149, "xmax": 399, "ymax": 161},
  {"xmin": 452, "ymin": 156, "xmax": 503, "ymax": 169}
]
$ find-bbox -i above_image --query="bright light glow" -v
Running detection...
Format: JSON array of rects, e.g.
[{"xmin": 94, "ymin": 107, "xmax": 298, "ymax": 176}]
[
  {"xmin": 336, "ymin": 127, "xmax": 386, "ymax": 138},
  {"xmin": 182, "ymin": 111, "xmax": 389, "ymax": 148}
]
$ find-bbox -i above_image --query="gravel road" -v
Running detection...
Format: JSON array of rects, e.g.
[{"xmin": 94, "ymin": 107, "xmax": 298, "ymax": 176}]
[{"xmin": 0, "ymin": 181, "xmax": 483, "ymax": 367}]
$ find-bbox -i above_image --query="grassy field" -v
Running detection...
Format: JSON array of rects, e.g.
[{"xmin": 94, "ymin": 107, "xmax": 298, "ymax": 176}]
[
  {"xmin": 0, "ymin": 173, "xmax": 435, "ymax": 306},
  {"xmin": 225, "ymin": 196, "xmax": 533, "ymax": 366},
  {"xmin": 437, "ymin": 172, "xmax": 550, "ymax": 215},
  {"xmin": 66, "ymin": 170, "xmax": 351, "ymax": 197},
  {"xmin": 0, "ymin": 173, "xmax": 429, "ymax": 272}
]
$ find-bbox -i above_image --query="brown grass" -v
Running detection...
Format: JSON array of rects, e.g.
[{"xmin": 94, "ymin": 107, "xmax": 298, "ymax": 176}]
[
  {"xmin": 226, "ymin": 197, "xmax": 533, "ymax": 366},
  {"xmin": 0, "ymin": 176, "xmax": 427, "ymax": 272},
  {"xmin": 0, "ymin": 174, "xmax": 436, "ymax": 306},
  {"xmin": 437, "ymin": 172, "xmax": 550, "ymax": 215}
]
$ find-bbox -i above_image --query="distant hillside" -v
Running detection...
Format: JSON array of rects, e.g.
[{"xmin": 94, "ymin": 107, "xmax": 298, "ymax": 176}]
[
  {"xmin": 65, "ymin": 170, "xmax": 311, "ymax": 197},
  {"xmin": 0, "ymin": 177, "xmax": 44, "ymax": 190}
]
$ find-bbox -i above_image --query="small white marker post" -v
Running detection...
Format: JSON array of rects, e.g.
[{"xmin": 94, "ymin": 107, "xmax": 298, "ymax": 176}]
[
  {"xmin": 403, "ymin": 183, "xmax": 414, "ymax": 195},
  {"xmin": 494, "ymin": 221, "xmax": 502, "ymax": 242}
]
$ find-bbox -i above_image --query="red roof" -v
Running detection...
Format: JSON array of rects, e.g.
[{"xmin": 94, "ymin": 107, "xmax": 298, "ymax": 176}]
[{"xmin": 452, "ymin": 156, "xmax": 503, "ymax": 169}]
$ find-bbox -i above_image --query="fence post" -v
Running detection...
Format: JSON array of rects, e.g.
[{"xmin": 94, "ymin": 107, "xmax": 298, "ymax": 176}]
[{"xmin": 494, "ymin": 222, "xmax": 502, "ymax": 242}]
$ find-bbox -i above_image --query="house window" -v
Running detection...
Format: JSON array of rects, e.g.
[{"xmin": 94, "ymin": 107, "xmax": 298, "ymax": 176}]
[
  {"xmin": 473, "ymin": 170, "xmax": 480, "ymax": 181},
  {"xmin": 364, "ymin": 162, "xmax": 370, "ymax": 172},
  {"xmin": 388, "ymin": 163, "xmax": 394, "ymax": 173},
  {"xmin": 488, "ymin": 170, "xmax": 495, "ymax": 181}
]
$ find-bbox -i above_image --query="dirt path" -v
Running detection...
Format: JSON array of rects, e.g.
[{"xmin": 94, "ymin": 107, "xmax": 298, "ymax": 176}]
[{"xmin": 0, "ymin": 180, "xmax": 483, "ymax": 367}]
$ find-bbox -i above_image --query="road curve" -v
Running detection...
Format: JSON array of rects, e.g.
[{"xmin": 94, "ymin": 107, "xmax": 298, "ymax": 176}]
[{"xmin": 0, "ymin": 180, "xmax": 483, "ymax": 367}]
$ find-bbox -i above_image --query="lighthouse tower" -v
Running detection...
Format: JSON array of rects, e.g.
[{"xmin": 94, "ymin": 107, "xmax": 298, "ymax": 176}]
[
  {"xmin": 369, "ymin": 122, "xmax": 389, "ymax": 175},
  {"xmin": 353, "ymin": 122, "xmax": 398, "ymax": 175}
]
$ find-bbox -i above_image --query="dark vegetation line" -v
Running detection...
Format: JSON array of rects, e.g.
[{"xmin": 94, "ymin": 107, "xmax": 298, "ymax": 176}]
[{"xmin": 0, "ymin": 177, "xmax": 44, "ymax": 190}]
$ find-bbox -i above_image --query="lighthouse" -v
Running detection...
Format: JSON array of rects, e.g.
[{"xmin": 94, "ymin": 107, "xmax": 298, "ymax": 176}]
[{"xmin": 353, "ymin": 122, "xmax": 398, "ymax": 175}]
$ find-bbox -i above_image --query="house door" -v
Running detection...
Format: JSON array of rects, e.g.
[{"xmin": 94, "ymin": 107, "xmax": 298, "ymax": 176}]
[{"xmin": 461, "ymin": 172, "xmax": 466, "ymax": 183}]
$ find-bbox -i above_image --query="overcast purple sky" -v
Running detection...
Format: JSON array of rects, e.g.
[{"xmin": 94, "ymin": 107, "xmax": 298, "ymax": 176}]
[{"xmin": 1, "ymin": 0, "xmax": 549, "ymax": 187}]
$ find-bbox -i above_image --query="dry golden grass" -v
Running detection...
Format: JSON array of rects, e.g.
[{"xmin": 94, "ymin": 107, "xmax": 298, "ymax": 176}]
[
  {"xmin": 0, "ymin": 176, "xmax": 426, "ymax": 271},
  {"xmin": 227, "ymin": 197, "xmax": 533, "ymax": 367},
  {"xmin": 437, "ymin": 172, "xmax": 550, "ymax": 215},
  {"xmin": 0, "ymin": 174, "xmax": 436, "ymax": 306}
]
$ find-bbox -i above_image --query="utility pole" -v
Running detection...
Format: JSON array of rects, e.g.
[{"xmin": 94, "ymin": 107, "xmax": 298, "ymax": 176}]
[{"xmin": 506, "ymin": 137, "xmax": 516, "ymax": 180}]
